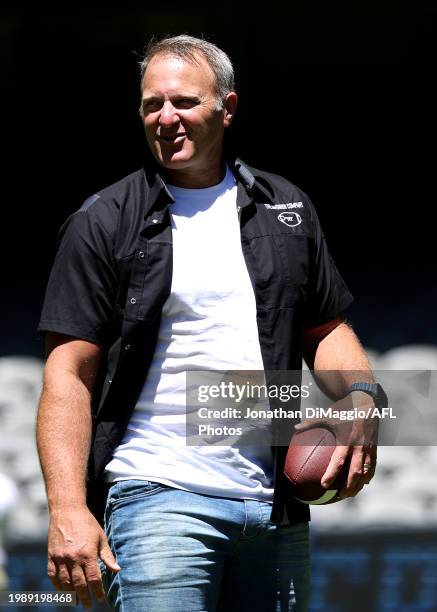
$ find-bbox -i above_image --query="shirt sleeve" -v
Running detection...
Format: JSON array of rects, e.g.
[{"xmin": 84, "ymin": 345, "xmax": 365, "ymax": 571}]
[
  {"xmin": 37, "ymin": 206, "xmax": 118, "ymax": 345},
  {"xmin": 303, "ymin": 198, "xmax": 354, "ymax": 328}
]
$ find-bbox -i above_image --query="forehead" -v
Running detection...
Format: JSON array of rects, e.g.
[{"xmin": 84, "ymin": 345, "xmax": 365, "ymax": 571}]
[{"xmin": 141, "ymin": 53, "xmax": 216, "ymax": 95}]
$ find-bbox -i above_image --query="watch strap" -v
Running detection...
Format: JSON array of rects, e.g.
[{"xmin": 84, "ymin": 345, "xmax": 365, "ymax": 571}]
[{"xmin": 348, "ymin": 382, "xmax": 388, "ymax": 408}]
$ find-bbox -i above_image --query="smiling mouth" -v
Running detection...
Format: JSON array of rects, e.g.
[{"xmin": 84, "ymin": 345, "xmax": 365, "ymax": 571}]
[{"xmin": 158, "ymin": 134, "xmax": 186, "ymax": 144}]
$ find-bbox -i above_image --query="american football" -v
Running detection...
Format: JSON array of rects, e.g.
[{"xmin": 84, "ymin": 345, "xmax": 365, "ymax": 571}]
[{"xmin": 284, "ymin": 426, "xmax": 349, "ymax": 504}]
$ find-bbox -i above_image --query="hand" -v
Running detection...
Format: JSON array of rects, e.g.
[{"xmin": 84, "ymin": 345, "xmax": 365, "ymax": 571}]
[
  {"xmin": 294, "ymin": 391, "xmax": 379, "ymax": 500},
  {"xmin": 47, "ymin": 506, "xmax": 121, "ymax": 609}
]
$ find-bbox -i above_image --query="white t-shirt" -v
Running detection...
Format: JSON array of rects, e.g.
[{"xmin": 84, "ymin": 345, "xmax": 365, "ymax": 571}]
[{"xmin": 104, "ymin": 166, "xmax": 274, "ymax": 502}]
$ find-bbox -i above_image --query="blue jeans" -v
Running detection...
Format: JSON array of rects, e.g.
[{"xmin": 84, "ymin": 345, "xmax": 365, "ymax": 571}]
[{"xmin": 100, "ymin": 479, "xmax": 310, "ymax": 611}]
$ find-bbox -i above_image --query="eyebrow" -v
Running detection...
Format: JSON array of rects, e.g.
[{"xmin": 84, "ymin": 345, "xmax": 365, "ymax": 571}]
[{"xmin": 141, "ymin": 93, "xmax": 202, "ymax": 103}]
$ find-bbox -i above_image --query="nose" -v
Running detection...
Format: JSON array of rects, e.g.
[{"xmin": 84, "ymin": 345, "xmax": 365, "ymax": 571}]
[{"xmin": 159, "ymin": 101, "xmax": 179, "ymax": 128}]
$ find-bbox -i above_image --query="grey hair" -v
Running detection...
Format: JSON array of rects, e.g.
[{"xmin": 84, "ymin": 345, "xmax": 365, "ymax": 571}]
[{"xmin": 138, "ymin": 35, "xmax": 235, "ymax": 111}]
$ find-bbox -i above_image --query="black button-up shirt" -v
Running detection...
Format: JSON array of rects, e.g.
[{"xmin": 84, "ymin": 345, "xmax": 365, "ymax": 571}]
[{"xmin": 38, "ymin": 158, "xmax": 353, "ymax": 526}]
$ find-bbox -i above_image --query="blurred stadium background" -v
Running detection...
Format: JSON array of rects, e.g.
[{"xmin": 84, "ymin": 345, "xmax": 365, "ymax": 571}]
[
  {"xmin": 2, "ymin": 3, "xmax": 436, "ymax": 611},
  {"xmin": 1, "ymin": 349, "xmax": 436, "ymax": 611}
]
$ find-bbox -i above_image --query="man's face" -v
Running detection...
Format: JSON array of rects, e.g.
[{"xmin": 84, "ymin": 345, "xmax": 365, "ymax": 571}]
[{"xmin": 140, "ymin": 53, "xmax": 235, "ymax": 178}]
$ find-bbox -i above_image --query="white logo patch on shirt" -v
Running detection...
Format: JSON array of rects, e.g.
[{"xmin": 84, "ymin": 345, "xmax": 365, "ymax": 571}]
[
  {"xmin": 264, "ymin": 201, "xmax": 303, "ymax": 210},
  {"xmin": 278, "ymin": 212, "xmax": 302, "ymax": 227}
]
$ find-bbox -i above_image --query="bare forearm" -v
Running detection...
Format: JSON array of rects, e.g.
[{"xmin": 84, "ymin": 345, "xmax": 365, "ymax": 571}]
[
  {"xmin": 36, "ymin": 370, "xmax": 92, "ymax": 511},
  {"xmin": 312, "ymin": 322, "xmax": 374, "ymax": 400},
  {"xmin": 35, "ymin": 336, "xmax": 117, "ymax": 608}
]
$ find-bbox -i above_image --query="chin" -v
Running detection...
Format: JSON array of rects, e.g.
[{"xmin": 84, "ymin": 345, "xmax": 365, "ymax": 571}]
[
  {"xmin": 157, "ymin": 152, "xmax": 196, "ymax": 170},
  {"xmin": 146, "ymin": 135, "xmax": 197, "ymax": 168}
]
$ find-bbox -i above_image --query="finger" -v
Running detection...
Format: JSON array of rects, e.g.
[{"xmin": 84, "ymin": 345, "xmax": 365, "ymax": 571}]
[
  {"xmin": 363, "ymin": 447, "xmax": 377, "ymax": 484},
  {"xmin": 99, "ymin": 538, "xmax": 121, "ymax": 572},
  {"xmin": 57, "ymin": 562, "xmax": 73, "ymax": 591},
  {"xmin": 47, "ymin": 559, "xmax": 62, "ymax": 591},
  {"xmin": 321, "ymin": 446, "xmax": 349, "ymax": 488},
  {"xmin": 83, "ymin": 561, "xmax": 106, "ymax": 604},
  {"xmin": 70, "ymin": 564, "xmax": 92, "ymax": 609},
  {"xmin": 294, "ymin": 418, "xmax": 327, "ymax": 432},
  {"xmin": 348, "ymin": 449, "xmax": 365, "ymax": 490},
  {"xmin": 341, "ymin": 448, "xmax": 365, "ymax": 497},
  {"xmin": 339, "ymin": 477, "xmax": 365, "ymax": 500},
  {"xmin": 348, "ymin": 467, "xmax": 367, "ymax": 498}
]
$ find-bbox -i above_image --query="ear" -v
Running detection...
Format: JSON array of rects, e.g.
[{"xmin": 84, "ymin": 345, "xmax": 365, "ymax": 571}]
[{"xmin": 223, "ymin": 92, "xmax": 238, "ymax": 128}]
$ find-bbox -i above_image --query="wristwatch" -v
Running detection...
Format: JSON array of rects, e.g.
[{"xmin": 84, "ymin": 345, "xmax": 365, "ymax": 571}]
[{"xmin": 347, "ymin": 382, "xmax": 388, "ymax": 408}]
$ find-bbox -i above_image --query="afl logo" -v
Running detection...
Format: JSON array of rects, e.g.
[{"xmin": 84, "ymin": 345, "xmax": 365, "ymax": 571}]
[{"xmin": 278, "ymin": 212, "xmax": 302, "ymax": 227}]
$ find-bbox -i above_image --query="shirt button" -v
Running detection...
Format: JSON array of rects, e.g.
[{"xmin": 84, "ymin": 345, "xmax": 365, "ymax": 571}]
[
  {"xmin": 138, "ymin": 251, "xmax": 145, "ymax": 258},
  {"xmin": 124, "ymin": 344, "xmax": 131, "ymax": 350},
  {"xmin": 152, "ymin": 218, "xmax": 158, "ymax": 224},
  {"xmin": 130, "ymin": 297, "xmax": 136, "ymax": 304}
]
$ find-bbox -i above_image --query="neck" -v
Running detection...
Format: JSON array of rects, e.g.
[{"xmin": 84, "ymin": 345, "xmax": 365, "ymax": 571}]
[{"xmin": 165, "ymin": 161, "xmax": 226, "ymax": 189}]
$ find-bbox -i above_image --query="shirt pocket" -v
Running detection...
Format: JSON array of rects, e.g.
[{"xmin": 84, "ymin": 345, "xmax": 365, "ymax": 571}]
[
  {"xmin": 247, "ymin": 233, "xmax": 310, "ymax": 309},
  {"xmin": 271, "ymin": 234, "xmax": 310, "ymax": 296}
]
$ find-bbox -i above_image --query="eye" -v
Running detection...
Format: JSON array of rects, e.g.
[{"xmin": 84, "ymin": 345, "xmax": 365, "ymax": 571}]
[
  {"xmin": 142, "ymin": 99, "xmax": 161, "ymax": 111},
  {"xmin": 174, "ymin": 98, "xmax": 198, "ymax": 109}
]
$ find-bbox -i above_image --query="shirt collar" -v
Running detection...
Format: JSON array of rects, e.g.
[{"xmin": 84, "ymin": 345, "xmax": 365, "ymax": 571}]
[
  {"xmin": 231, "ymin": 157, "xmax": 275, "ymax": 208},
  {"xmin": 141, "ymin": 154, "xmax": 274, "ymax": 220}
]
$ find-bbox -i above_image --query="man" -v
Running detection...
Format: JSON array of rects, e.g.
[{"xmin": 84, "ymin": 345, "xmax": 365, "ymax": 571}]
[{"xmin": 36, "ymin": 35, "xmax": 382, "ymax": 611}]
